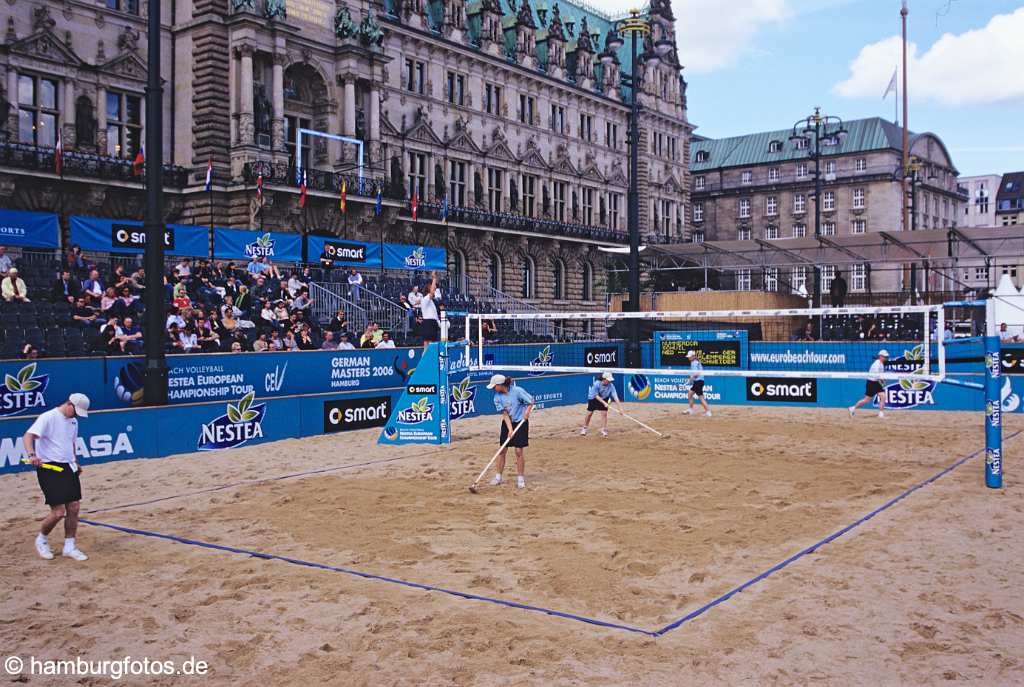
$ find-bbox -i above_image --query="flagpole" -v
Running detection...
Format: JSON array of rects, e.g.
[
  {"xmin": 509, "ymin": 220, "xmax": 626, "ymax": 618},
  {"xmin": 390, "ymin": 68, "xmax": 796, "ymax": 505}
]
[{"xmin": 901, "ymin": 0, "xmax": 910, "ymax": 233}]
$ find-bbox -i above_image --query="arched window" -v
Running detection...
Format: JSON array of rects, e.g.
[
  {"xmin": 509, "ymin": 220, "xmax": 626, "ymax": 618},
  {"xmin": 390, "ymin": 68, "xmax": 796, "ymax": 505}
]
[
  {"xmin": 523, "ymin": 255, "xmax": 536, "ymax": 299},
  {"xmin": 582, "ymin": 262, "xmax": 593, "ymax": 301},
  {"xmin": 450, "ymin": 249, "xmax": 466, "ymax": 289},
  {"xmin": 553, "ymin": 258, "xmax": 566, "ymax": 300},
  {"xmin": 488, "ymin": 253, "xmax": 503, "ymax": 291},
  {"xmin": 695, "ymin": 150, "xmax": 710, "ymax": 163}
]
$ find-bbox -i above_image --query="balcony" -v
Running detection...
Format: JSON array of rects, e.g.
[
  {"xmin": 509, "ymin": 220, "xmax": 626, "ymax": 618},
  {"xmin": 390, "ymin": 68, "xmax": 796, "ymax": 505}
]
[
  {"xmin": 0, "ymin": 142, "xmax": 190, "ymax": 187},
  {"xmin": 415, "ymin": 202, "xmax": 628, "ymax": 244},
  {"xmin": 242, "ymin": 161, "xmax": 400, "ymax": 200}
]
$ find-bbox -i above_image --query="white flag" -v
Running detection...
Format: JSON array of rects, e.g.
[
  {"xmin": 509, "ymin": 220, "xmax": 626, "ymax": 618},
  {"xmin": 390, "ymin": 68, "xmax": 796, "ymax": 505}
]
[{"xmin": 883, "ymin": 69, "xmax": 898, "ymax": 100}]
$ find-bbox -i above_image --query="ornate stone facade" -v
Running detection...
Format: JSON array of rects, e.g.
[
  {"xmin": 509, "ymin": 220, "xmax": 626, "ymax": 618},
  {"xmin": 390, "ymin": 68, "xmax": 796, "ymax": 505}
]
[{"xmin": 0, "ymin": 0, "xmax": 691, "ymax": 313}]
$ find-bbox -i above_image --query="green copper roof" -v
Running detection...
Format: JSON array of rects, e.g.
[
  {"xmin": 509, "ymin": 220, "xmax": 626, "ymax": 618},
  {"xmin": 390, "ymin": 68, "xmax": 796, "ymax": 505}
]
[{"xmin": 690, "ymin": 117, "xmax": 916, "ymax": 171}]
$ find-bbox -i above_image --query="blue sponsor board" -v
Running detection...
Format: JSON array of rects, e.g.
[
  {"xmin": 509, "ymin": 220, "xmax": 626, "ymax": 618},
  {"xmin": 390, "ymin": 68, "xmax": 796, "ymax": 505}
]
[
  {"xmin": 213, "ymin": 228, "xmax": 303, "ymax": 263},
  {"xmin": 382, "ymin": 243, "xmax": 446, "ymax": 271},
  {"xmin": 0, "ymin": 209, "xmax": 60, "ymax": 248},
  {"xmin": 70, "ymin": 216, "xmax": 210, "ymax": 257},
  {"xmin": 379, "ymin": 343, "xmax": 449, "ymax": 445}
]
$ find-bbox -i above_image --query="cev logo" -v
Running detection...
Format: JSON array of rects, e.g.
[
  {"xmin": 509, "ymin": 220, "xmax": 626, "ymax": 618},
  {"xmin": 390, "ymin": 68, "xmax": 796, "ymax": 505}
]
[{"xmin": 265, "ymin": 363, "xmax": 287, "ymax": 393}]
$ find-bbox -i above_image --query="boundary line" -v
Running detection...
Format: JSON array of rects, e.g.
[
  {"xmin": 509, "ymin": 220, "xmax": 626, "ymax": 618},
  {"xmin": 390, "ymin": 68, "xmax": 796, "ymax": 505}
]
[{"xmin": 80, "ymin": 430, "xmax": 1017, "ymax": 637}]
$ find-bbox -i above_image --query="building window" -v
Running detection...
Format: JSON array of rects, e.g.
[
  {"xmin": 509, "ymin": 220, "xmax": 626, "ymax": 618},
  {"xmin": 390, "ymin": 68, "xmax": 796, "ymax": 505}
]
[
  {"xmin": 446, "ymin": 71, "xmax": 466, "ymax": 106},
  {"xmin": 741, "ymin": 170, "xmax": 753, "ymax": 185},
  {"xmin": 609, "ymin": 193, "xmax": 621, "ymax": 230},
  {"xmin": 487, "ymin": 168, "xmax": 503, "ymax": 211},
  {"xmin": 605, "ymin": 122, "xmax": 619, "ymax": 148},
  {"xmin": 519, "ymin": 94, "xmax": 535, "ymax": 125},
  {"xmin": 694, "ymin": 175, "xmax": 705, "ymax": 191},
  {"xmin": 695, "ymin": 150, "xmax": 710, "ymax": 163},
  {"xmin": 768, "ymin": 140, "xmax": 782, "ymax": 153},
  {"xmin": 796, "ymin": 163, "xmax": 808, "ymax": 179},
  {"xmin": 578, "ymin": 113, "xmax": 593, "ymax": 142},
  {"xmin": 106, "ymin": 0, "xmax": 140, "ymax": 13},
  {"xmin": 404, "ymin": 58, "xmax": 425, "ymax": 94},
  {"xmin": 736, "ymin": 268, "xmax": 752, "ymax": 290},
  {"xmin": 791, "ymin": 267, "xmax": 807, "ymax": 294},
  {"xmin": 484, "ymin": 83, "xmax": 502, "ymax": 115},
  {"xmin": 822, "ymin": 221, "xmax": 836, "ymax": 236},
  {"xmin": 550, "ymin": 104, "xmax": 565, "ymax": 133},
  {"xmin": 523, "ymin": 256, "xmax": 535, "ymax": 298},
  {"xmin": 765, "ymin": 225, "xmax": 779, "ymax": 240},
  {"xmin": 668, "ymin": 136, "xmax": 678, "ymax": 161},
  {"xmin": 448, "ymin": 160, "xmax": 466, "ymax": 206},
  {"xmin": 822, "ymin": 191, "xmax": 835, "ymax": 211},
  {"xmin": 738, "ymin": 227, "xmax": 752, "ymax": 241},
  {"xmin": 692, "ymin": 230, "xmax": 705, "ymax": 244},
  {"xmin": 765, "ymin": 267, "xmax": 779, "ymax": 292},
  {"xmin": 793, "ymin": 193, "xmax": 806, "ymax": 214},
  {"xmin": 553, "ymin": 259, "xmax": 566, "ymax": 299},
  {"xmin": 975, "ymin": 266, "xmax": 989, "ymax": 282},
  {"xmin": 852, "ymin": 188, "xmax": 865, "ymax": 209},
  {"xmin": 489, "ymin": 253, "xmax": 503, "ymax": 291},
  {"xmin": 851, "ymin": 264, "xmax": 867, "ymax": 291},
  {"xmin": 693, "ymin": 202, "xmax": 704, "ymax": 223},
  {"xmin": 407, "ymin": 151, "xmax": 427, "ymax": 199},
  {"xmin": 824, "ymin": 160, "xmax": 837, "ymax": 176},
  {"xmin": 582, "ymin": 262, "xmax": 593, "ymax": 300},
  {"xmin": 768, "ymin": 167, "xmax": 780, "ymax": 182},
  {"xmin": 794, "ymin": 138, "xmax": 809, "ymax": 150},
  {"xmin": 739, "ymin": 198, "xmax": 751, "ymax": 218},
  {"xmin": 553, "ymin": 181, "xmax": 567, "ymax": 221},
  {"xmin": 855, "ymin": 158, "xmax": 867, "ymax": 172},
  {"xmin": 451, "ymin": 249, "xmax": 466, "ymax": 286},
  {"xmin": 17, "ymin": 74, "xmax": 59, "ymax": 148},
  {"xmin": 582, "ymin": 187, "xmax": 594, "ymax": 225},
  {"xmin": 766, "ymin": 196, "xmax": 778, "ymax": 216},
  {"xmin": 792, "ymin": 223, "xmax": 806, "ymax": 238},
  {"xmin": 522, "ymin": 174, "xmax": 537, "ymax": 217},
  {"xmin": 821, "ymin": 265, "xmax": 836, "ymax": 292},
  {"xmin": 105, "ymin": 90, "xmax": 142, "ymax": 159},
  {"xmin": 852, "ymin": 219, "xmax": 866, "ymax": 234}
]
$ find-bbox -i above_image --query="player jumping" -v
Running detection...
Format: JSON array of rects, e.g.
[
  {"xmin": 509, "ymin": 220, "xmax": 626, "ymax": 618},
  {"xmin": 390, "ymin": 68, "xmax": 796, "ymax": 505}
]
[
  {"xmin": 580, "ymin": 371, "xmax": 619, "ymax": 437},
  {"xmin": 682, "ymin": 350, "xmax": 711, "ymax": 417},
  {"xmin": 849, "ymin": 349, "xmax": 888, "ymax": 418}
]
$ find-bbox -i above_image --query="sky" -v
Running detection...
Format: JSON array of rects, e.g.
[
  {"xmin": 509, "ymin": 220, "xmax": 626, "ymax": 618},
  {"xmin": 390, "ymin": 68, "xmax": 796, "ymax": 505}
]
[{"xmin": 598, "ymin": 0, "xmax": 1024, "ymax": 177}]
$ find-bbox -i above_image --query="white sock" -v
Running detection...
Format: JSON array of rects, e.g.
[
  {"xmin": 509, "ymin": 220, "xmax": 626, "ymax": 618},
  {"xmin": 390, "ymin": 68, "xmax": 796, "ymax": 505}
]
[
  {"xmin": 63, "ymin": 537, "xmax": 75, "ymax": 551},
  {"xmin": 36, "ymin": 533, "xmax": 48, "ymax": 544}
]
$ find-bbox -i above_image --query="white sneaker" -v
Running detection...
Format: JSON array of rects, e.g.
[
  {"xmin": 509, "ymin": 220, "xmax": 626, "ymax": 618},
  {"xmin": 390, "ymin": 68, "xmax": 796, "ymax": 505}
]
[
  {"xmin": 35, "ymin": 534, "xmax": 53, "ymax": 560},
  {"xmin": 600, "ymin": 428, "xmax": 608, "ymax": 437},
  {"xmin": 705, "ymin": 411, "xmax": 712, "ymax": 417},
  {"xmin": 579, "ymin": 427, "xmax": 588, "ymax": 436},
  {"xmin": 62, "ymin": 548, "xmax": 88, "ymax": 561},
  {"xmin": 848, "ymin": 407, "xmax": 855, "ymax": 417},
  {"xmin": 490, "ymin": 474, "xmax": 502, "ymax": 486},
  {"xmin": 516, "ymin": 476, "xmax": 526, "ymax": 489},
  {"xmin": 877, "ymin": 411, "xmax": 885, "ymax": 419},
  {"xmin": 682, "ymin": 409, "xmax": 692, "ymax": 415}
]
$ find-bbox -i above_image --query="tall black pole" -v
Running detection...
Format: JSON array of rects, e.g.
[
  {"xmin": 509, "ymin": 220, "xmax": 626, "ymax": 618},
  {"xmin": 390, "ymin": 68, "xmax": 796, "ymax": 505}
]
[
  {"xmin": 626, "ymin": 28, "xmax": 641, "ymax": 367},
  {"xmin": 812, "ymin": 118, "xmax": 822, "ymax": 311},
  {"xmin": 142, "ymin": 0, "xmax": 167, "ymax": 406}
]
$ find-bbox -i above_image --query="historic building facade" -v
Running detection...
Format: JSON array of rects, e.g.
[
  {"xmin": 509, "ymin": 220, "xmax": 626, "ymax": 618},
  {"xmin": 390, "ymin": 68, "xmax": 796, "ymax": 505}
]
[
  {"xmin": 688, "ymin": 117, "xmax": 967, "ymax": 294},
  {"xmin": 0, "ymin": 0, "xmax": 691, "ymax": 312}
]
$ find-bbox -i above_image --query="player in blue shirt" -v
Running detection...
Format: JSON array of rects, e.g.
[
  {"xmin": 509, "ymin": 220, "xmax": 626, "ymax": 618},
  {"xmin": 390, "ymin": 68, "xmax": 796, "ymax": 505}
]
[
  {"xmin": 486, "ymin": 374, "xmax": 535, "ymax": 489},
  {"xmin": 683, "ymin": 350, "xmax": 711, "ymax": 417},
  {"xmin": 580, "ymin": 371, "xmax": 620, "ymax": 437}
]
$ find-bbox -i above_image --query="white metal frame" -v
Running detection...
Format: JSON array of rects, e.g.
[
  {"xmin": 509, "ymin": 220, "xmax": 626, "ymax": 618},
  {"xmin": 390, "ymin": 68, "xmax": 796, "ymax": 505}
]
[
  {"xmin": 466, "ymin": 305, "xmax": 947, "ymax": 383},
  {"xmin": 295, "ymin": 128, "xmax": 364, "ymax": 189}
]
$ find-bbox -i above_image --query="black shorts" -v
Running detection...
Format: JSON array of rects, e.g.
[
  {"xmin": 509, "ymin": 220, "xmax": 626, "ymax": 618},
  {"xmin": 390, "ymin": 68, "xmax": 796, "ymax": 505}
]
[
  {"xmin": 690, "ymin": 380, "xmax": 705, "ymax": 396},
  {"xmin": 421, "ymin": 319, "xmax": 440, "ymax": 342},
  {"xmin": 865, "ymin": 380, "xmax": 884, "ymax": 398},
  {"xmin": 587, "ymin": 398, "xmax": 610, "ymax": 412},
  {"xmin": 37, "ymin": 464, "xmax": 81, "ymax": 506},
  {"xmin": 499, "ymin": 419, "xmax": 529, "ymax": 448}
]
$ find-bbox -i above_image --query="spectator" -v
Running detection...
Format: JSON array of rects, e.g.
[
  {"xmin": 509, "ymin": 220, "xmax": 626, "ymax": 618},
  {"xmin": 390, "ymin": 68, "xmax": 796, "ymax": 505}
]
[
  {"xmin": 195, "ymin": 318, "xmax": 220, "ymax": 352},
  {"xmin": 82, "ymin": 269, "xmax": 104, "ymax": 298},
  {"xmin": 282, "ymin": 330, "xmax": 299, "ymax": 352},
  {"xmin": 166, "ymin": 324, "xmax": 185, "ymax": 353},
  {"xmin": 799, "ymin": 321, "xmax": 816, "ymax": 342},
  {"xmin": 236, "ymin": 285, "xmax": 254, "ymax": 314},
  {"xmin": 72, "ymin": 298, "xmax": 99, "ymax": 328},
  {"xmin": 274, "ymin": 300, "xmax": 290, "ymax": 322},
  {"xmin": 375, "ymin": 331, "xmax": 396, "ymax": 349},
  {"xmin": 253, "ymin": 333, "xmax": 269, "ymax": 352},
  {"xmin": 229, "ymin": 329, "xmax": 249, "ymax": 352},
  {"xmin": 326, "ymin": 309, "xmax": 349, "ymax": 333},
  {"xmin": 300, "ymin": 266, "xmax": 314, "ymax": 284},
  {"xmin": 179, "ymin": 326, "xmax": 199, "ymax": 353},
  {"xmin": 111, "ymin": 264, "xmax": 131, "ymax": 292},
  {"xmin": 101, "ymin": 318, "xmax": 124, "ymax": 354},
  {"xmin": 999, "ymin": 323, "xmax": 1020, "ymax": 343},
  {"xmin": 129, "ymin": 266, "xmax": 146, "ymax": 291},
  {"xmin": 0, "ymin": 246, "xmax": 12, "ymax": 274},
  {"xmin": 482, "ymin": 319, "xmax": 498, "ymax": 341},
  {"xmin": 407, "ymin": 285, "xmax": 423, "ymax": 309},
  {"xmin": 348, "ymin": 268, "xmax": 363, "ymax": 299},
  {"xmin": 174, "ymin": 258, "xmax": 192, "ymax": 280},
  {"xmin": 165, "ymin": 307, "xmax": 186, "ymax": 331},
  {"xmin": 21, "ymin": 343, "xmax": 39, "ymax": 360},
  {"xmin": 268, "ymin": 330, "xmax": 284, "ymax": 351},
  {"xmin": 337, "ymin": 333, "xmax": 355, "ymax": 350},
  {"xmin": 292, "ymin": 288, "xmax": 313, "ymax": 313},
  {"xmin": 51, "ymin": 270, "xmax": 81, "ymax": 304},
  {"xmin": 399, "ymin": 294, "xmax": 416, "ymax": 331},
  {"xmin": 208, "ymin": 310, "xmax": 228, "ymax": 341},
  {"xmin": 120, "ymin": 317, "xmax": 144, "ymax": 354},
  {"xmin": 223, "ymin": 275, "xmax": 240, "ymax": 302},
  {"xmin": 359, "ymin": 323, "xmax": 378, "ymax": 348},
  {"xmin": 230, "ymin": 341, "xmax": 243, "ymax": 353},
  {"xmin": 830, "ymin": 272, "xmax": 847, "ymax": 308},
  {"xmin": 100, "ymin": 287, "xmax": 121, "ymax": 317},
  {"xmin": 297, "ymin": 325, "xmax": 317, "ymax": 351},
  {"xmin": 287, "ymin": 271, "xmax": 305, "ymax": 297},
  {"xmin": 260, "ymin": 299, "xmax": 278, "ymax": 330},
  {"xmin": 264, "ymin": 259, "xmax": 283, "ymax": 281},
  {"xmin": 2, "ymin": 268, "xmax": 30, "ymax": 302},
  {"xmin": 196, "ymin": 276, "xmax": 220, "ymax": 307},
  {"xmin": 220, "ymin": 294, "xmax": 242, "ymax": 319},
  {"xmin": 118, "ymin": 286, "xmax": 138, "ymax": 314},
  {"xmin": 222, "ymin": 308, "xmax": 239, "ymax": 332},
  {"xmin": 320, "ymin": 331, "xmax": 339, "ymax": 350},
  {"xmin": 247, "ymin": 255, "xmax": 268, "ymax": 276}
]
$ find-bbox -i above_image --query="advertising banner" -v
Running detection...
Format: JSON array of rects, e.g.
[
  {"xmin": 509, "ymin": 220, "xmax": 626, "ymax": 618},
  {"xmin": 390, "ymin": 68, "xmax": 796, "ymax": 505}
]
[
  {"xmin": 382, "ymin": 243, "xmax": 446, "ymax": 271},
  {"xmin": 70, "ymin": 216, "xmax": 209, "ymax": 257},
  {"xmin": 655, "ymin": 330, "xmax": 748, "ymax": 369},
  {"xmin": 378, "ymin": 342, "xmax": 450, "ymax": 445},
  {"xmin": 0, "ymin": 209, "xmax": 60, "ymax": 248},
  {"xmin": 307, "ymin": 235, "xmax": 381, "ymax": 268},
  {"xmin": 214, "ymin": 228, "xmax": 303, "ymax": 263}
]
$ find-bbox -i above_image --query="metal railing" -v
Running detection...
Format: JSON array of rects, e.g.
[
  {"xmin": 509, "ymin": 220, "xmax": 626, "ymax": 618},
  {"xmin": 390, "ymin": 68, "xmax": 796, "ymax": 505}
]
[
  {"xmin": 451, "ymin": 273, "xmax": 551, "ymax": 336},
  {"xmin": 311, "ymin": 282, "xmax": 410, "ymax": 338},
  {"xmin": 310, "ymin": 282, "xmax": 369, "ymax": 333},
  {"xmin": 0, "ymin": 142, "xmax": 190, "ymax": 187}
]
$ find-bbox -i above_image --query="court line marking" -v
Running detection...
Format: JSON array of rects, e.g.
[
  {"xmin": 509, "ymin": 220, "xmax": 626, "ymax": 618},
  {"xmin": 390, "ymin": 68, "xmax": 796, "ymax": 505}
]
[{"xmin": 80, "ymin": 429, "xmax": 1016, "ymax": 638}]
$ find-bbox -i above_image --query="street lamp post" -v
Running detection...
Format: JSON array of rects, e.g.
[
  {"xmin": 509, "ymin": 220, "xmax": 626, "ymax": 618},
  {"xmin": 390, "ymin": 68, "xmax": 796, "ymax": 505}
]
[
  {"xmin": 611, "ymin": 10, "xmax": 652, "ymax": 367},
  {"xmin": 789, "ymin": 107, "xmax": 847, "ymax": 311}
]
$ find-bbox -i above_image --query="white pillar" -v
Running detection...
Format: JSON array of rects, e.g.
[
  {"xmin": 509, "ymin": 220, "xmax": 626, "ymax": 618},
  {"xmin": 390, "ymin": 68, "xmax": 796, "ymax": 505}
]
[
  {"xmin": 368, "ymin": 86, "xmax": 379, "ymax": 142},
  {"xmin": 97, "ymin": 87, "xmax": 108, "ymax": 155},
  {"xmin": 342, "ymin": 75, "xmax": 356, "ymax": 137},
  {"xmin": 272, "ymin": 54, "xmax": 285, "ymax": 151},
  {"xmin": 238, "ymin": 45, "xmax": 255, "ymax": 144}
]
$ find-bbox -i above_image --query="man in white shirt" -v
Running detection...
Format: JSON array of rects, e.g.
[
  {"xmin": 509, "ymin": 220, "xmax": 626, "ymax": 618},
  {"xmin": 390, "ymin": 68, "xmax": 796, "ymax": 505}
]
[
  {"xmin": 407, "ymin": 285, "xmax": 423, "ymax": 309},
  {"xmin": 420, "ymin": 271, "xmax": 440, "ymax": 351},
  {"xmin": 0, "ymin": 246, "xmax": 12, "ymax": 274},
  {"xmin": 849, "ymin": 349, "xmax": 888, "ymax": 419},
  {"xmin": 375, "ymin": 331, "xmax": 396, "ymax": 349},
  {"xmin": 348, "ymin": 269, "xmax": 363, "ymax": 299},
  {"xmin": 337, "ymin": 333, "xmax": 356, "ymax": 350},
  {"xmin": 23, "ymin": 394, "xmax": 91, "ymax": 561},
  {"xmin": 999, "ymin": 323, "xmax": 1020, "ymax": 344}
]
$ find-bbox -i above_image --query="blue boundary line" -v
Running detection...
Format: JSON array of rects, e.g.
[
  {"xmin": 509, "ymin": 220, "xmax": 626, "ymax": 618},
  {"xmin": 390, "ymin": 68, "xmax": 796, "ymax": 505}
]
[{"xmin": 80, "ymin": 431, "xmax": 1017, "ymax": 638}]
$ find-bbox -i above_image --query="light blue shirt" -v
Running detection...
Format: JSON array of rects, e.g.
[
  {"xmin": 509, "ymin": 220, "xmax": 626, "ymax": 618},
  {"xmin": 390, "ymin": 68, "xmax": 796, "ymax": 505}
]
[
  {"xmin": 690, "ymin": 359, "xmax": 704, "ymax": 381},
  {"xmin": 493, "ymin": 385, "xmax": 534, "ymax": 422},
  {"xmin": 587, "ymin": 380, "xmax": 619, "ymax": 402}
]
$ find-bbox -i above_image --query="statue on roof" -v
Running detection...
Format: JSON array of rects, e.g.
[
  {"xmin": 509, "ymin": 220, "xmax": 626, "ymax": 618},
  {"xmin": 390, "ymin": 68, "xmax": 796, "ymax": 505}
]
[
  {"xmin": 481, "ymin": 0, "xmax": 502, "ymax": 13},
  {"xmin": 603, "ymin": 26, "xmax": 620, "ymax": 54},
  {"xmin": 651, "ymin": 0, "xmax": 674, "ymax": 21},
  {"xmin": 548, "ymin": 3, "xmax": 565, "ymax": 41},
  {"xmin": 265, "ymin": 0, "xmax": 286, "ymax": 21},
  {"xmin": 577, "ymin": 16, "xmax": 593, "ymax": 52},
  {"xmin": 516, "ymin": 0, "xmax": 536, "ymax": 29},
  {"xmin": 334, "ymin": 3, "xmax": 357, "ymax": 39},
  {"xmin": 358, "ymin": 11, "xmax": 386, "ymax": 46}
]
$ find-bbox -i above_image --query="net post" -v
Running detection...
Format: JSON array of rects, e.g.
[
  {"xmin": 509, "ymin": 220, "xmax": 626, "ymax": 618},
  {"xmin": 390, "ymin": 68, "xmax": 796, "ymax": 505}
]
[
  {"xmin": 464, "ymin": 311, "xmax": 471, "ymax": 371},
  {"xmin": 937, "ymin": 306, "xmax": 946, "ymax": 381},
  {"xmin": 923, "ymin": 308, "xmax": 931, "ymax": 376},
  {"xmin": 984, "ymin": 299, "xmax": 1003, "ymax": 489},
  {"xmin": 477, "ymin": 315, "xmax": 484, "ymax": 368}
]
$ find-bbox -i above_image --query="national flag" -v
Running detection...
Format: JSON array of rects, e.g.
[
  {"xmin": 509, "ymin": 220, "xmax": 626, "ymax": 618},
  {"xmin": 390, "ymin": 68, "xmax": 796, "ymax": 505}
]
[
  {"xmin": 256, "ymin": 174, "xmax": 264, "ymax": 206},
  {"xmin": 54, "ymin": 128, "xmax": 63, "ymax": 177},
  {"xmin": 883, "ymin": 68, "xmax": 898, "ymax": 100},
  {"xmin": 205, "ymin": 157, "xmax": 213, "ymax": 191},
  {"xmin": 374, "ymin": 184, "xmax": 383, "ymax": 216},
  {"xmin": 339, "ymin": 178, "xmax": 347, "ymax": 214},
  {"xmin": 132, "ymin": 145, "xmax": 145, "ymax": 176},
  {"xmin": 441, "ymin": 194, "xmax": 449, "ymax": 224},
  {"xmin": 298, "ymin": 169, "xmax": 308, "ymax": 208},
  {"xmin": 410, "ymin": 190, "xmax": 418, "ymax": 221}
]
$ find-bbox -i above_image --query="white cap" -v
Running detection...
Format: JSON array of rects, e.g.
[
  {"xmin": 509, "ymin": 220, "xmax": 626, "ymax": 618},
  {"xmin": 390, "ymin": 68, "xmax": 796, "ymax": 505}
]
[
  {"xmin": 601, "ymin": 372, "xmax": 614, "ymax": 381},
  {"xmin": 686, "ymin": 350, "xmax": 697, "ymax": 359},
  {"xmin": 69, "ymin": 393, "xmax": 90, "ymax": 417},
  {"xmin": 878, "ymin": 349, "xmax": 890, "ymax": 358},
  {"xmin": 486, "ymin": 374, "xmax": 508, "ymax": 389}
]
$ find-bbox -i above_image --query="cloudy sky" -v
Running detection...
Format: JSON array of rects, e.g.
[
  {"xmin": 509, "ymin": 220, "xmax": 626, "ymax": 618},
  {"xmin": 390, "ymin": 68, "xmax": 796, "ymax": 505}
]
[{"xmin": 601, "ymin": 0, "xmax": 1023, "ymax": 176}]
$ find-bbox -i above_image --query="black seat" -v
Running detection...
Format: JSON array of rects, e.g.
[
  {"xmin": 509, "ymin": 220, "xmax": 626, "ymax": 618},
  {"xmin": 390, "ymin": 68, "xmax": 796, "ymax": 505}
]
[{"xmin": 64, "ymin": 337, "xmax": 85, "ymax": 356}]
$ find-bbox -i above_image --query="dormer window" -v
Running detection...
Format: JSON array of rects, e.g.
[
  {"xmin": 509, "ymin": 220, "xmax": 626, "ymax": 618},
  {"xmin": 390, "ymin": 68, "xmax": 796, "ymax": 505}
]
[
  {"xmin": 695, "ymin": 150, "xmax": 710, "ymax": 163},
  {"xmin": 768, "ymin": 140, "xmax": 782, "ymax": 153}
]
